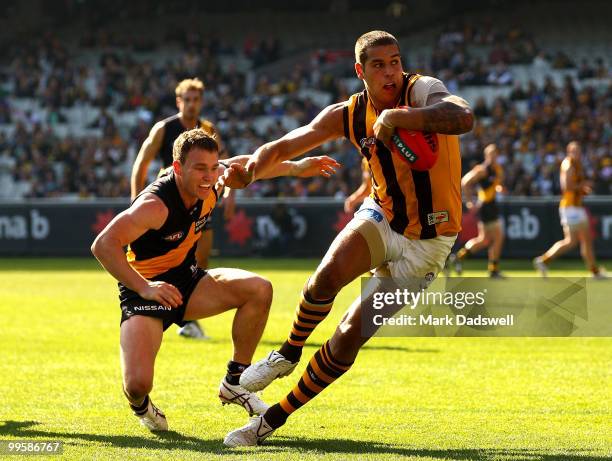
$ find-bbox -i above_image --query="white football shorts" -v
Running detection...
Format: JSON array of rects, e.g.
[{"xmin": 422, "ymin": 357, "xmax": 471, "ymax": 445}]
[
  {"xmin": 346, "ymin": 197, "xmax": 456, "ymax": 291},
  {"xmin": 559, "ymin": 206, "xmax": 588, "ymax": 228}
]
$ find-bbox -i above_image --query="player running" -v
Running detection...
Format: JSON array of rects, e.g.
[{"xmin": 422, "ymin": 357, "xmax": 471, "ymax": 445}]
[
  {"xmin": 222, "ymin": 30, "xmax": 473, "ymax": 446},
  {"xmin": 448, "ymin": 143, "xmax": 505, "ymax": 278},
  {"xmin": 533, "ymin": 141, "xmax": 607, "ymax": 279}
]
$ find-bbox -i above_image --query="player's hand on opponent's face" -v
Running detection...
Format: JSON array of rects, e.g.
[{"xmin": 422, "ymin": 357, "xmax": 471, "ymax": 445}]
[
  {"xmin": 294, "ymin": 156, "xmax": 340, "ymax": 178},
  {"xmin": 373, "ymin": 109, "xmax": 395, "ymax": 147},
  {"xmin": 139, "ymin": 281, "xmax": 183, "ymax": 308},
  {"xmin": 221, "ymin": 163, "xmax": 254, "ymax": 189}
]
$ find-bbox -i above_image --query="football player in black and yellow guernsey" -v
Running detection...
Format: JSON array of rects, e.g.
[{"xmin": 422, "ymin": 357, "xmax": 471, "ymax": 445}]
[
  {"xmin": 131, "ymin": 77, "xmax": 233, "ymax": 339},
  {"xmin": 449, "ymin": 143, "xmax": 506, "ymax": 278},
  {"xmin": 92, "ymin": 129, "xmax": 339, "ymax": 432},
  {"xmin": 223, "ymin": 30, "xmax": 473, "ymax": 446}
]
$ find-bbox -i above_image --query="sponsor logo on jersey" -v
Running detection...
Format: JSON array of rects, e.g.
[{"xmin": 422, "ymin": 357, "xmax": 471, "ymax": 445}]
[
  {"xmin": 163, "ymin": 231, "xmax": 184, "ymax": 242},
  {"xmin": 427, "ymin": 211, "xmax": 449, "ymax": 225},
  {"xmin": 195, "ymin": 216, "xmax": 209, "ymax": 233}
]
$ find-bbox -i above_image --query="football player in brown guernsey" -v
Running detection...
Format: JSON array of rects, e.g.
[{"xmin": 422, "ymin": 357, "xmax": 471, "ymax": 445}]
[
  {"xmin": 223, "ymin": 30, "xmax": 473, "ymax": 446},
  {"xmin": 449, "ymin": 143, "xmax": 506, "ymax": 278},
  {"xmin": 534, "ymin": 141, "xmax": 607, "ymax": 278},
  {"xmin": 131, "ymin": 78, "xmax": 233, "ymax": 339},
  {"xmin": 92, "ymin": 129, "xmax": 340, "ymax": 432}
]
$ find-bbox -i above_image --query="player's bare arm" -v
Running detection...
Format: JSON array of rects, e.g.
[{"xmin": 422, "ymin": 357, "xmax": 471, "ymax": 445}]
[
  {"xmin": 461, "ymin": 165, "xmax": 485, "ymax": 208},
  {"xmin": 560, "ymin": 161, "xmax": 573, "ymax": 193},
  {"xmin": 244, "ymin": 103, "xmax": 346, "ymax": 181},
  {"xmin": 222, "ymin": 154, "xmax": 341, "ymax": 189},
  {"xmin": 496, "ymin": 169, "xmax": 506, "ymax": 194},
  {"xmin": 130, "ymin": 122, "xmax": 165, "ymax": 200},
  {"xmin": 374, "ymin": 91, "xmax": 474, "ymax": 145},
  {"xmin": 461, "ymin": 164, "xmax": 486, "ymax": 188},
  {"xmin": 91, "ymin": 195, "xmax": 183, "ymax": 307}
]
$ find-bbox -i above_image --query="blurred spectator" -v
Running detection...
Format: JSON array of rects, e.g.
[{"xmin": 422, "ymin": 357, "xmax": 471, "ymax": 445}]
[
  {"xmin": 0, "ymin": 17, "xmax": 609, "ymax": 200},
  {"xmin": 577, "ymin": 59, "xmax": 595, "ymax": 79}
]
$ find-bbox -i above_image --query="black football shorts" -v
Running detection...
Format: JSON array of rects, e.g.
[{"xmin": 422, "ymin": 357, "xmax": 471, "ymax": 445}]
[{"xmin": 118, "ymin": 267, "xmax": 207, "ymax": 330}]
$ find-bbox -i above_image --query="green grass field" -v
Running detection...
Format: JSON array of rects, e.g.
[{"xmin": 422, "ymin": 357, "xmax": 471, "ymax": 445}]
[{"xmin": 0, "ymin": 258, "xmax": 610, "ymax": 460}]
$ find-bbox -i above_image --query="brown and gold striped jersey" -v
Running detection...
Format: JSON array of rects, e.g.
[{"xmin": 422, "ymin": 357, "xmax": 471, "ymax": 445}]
[
  {"xmin": 343, "ymin": 73, "xmax": 462, "ymax": 239},
  {"xmin": 560, "ymin": 157, "xmax": 584, "ymax": 208}
]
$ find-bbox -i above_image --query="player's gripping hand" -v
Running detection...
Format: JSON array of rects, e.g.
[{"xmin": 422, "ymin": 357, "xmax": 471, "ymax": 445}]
[
  {"xmin": 139, "ymin": 281, "xmax": 183, "ymax": 308},
  {"xmin": 293, "ymin": 156, "xmax": 340, "ymax": 178},
  {"xmin": 373, "ymin": 109, "xmax": 396, "ymax": 147}
]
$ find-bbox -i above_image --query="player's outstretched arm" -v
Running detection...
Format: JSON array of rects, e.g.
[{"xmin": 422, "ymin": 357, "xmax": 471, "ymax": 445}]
[
  {"xmin": 130, "ymin": 122, "xmax": 165, "ymax": 200},
  {"xmin": 221, "ymin": 155, "xmax": 341, "ymax": 189},
  {"xmin": 90, "ymin": 196, "xmax": 183, "ymax": 307},
  {"xmin": 244, "ymin": 103, "xmax": 345, "ymax": 182}
]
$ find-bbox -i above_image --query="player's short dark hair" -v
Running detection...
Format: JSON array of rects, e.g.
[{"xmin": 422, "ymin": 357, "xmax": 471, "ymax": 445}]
[
  {"xmin": 173, "ymin": 129, "xmax": 218, "ymax": 164},
  {"xmin": 355, "ymin": 30, "xmax": 400, "ymax": 64}
]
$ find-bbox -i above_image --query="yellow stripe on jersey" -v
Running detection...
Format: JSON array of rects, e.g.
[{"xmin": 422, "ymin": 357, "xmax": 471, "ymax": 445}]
[
  {"xmin": 126, "ymin": 190, "xmax": 217, "ymax": 278},
  {"xmin": 345, "ymin": 73, "xmax": 462, "ymax": 239},
  {"xmin": 126, "ymin": 225, "xmax": 200, "ymax": 279},
  {"xmin": 478, "ymin": 164, "xmax": 502, "ymax": 203}
]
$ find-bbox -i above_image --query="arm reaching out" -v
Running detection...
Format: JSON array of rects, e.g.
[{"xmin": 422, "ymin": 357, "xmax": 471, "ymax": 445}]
[
  {"xmin": 244, "ymin": 103, "xmax": 345, "ymax": 182},
  {"xmin": 221, "ymin": 156, "xmax": 341, "ymax": 190}
]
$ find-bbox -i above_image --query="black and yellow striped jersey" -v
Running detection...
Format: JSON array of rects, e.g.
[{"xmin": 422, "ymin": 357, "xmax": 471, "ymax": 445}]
[
  {"xmin": 126, "ymin": 171, "xmax": 217, "ymax": 279},
  {"xmin": 159, "ymin": 115, "xmax": 218, "ymax": 167},
  {"xmin": 343, "ymin": 73, "xmax": 462, "ymax": 239},
  {"xmin": 477, "ymin": 163, "xmax": 502, "ymax": 203}
]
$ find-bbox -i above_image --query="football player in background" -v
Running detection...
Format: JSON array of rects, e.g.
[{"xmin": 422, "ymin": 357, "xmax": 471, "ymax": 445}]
[
  {"xmin": 343, "ymin": 157, "xmax": 372, "ymax": 214},
  {"xmin": 534, "ymin": 141, "xmax": 607, "ymax": 278},
  {"xmin": 449, "ymin": 143, "xmax": 506, "ymax": 278}
]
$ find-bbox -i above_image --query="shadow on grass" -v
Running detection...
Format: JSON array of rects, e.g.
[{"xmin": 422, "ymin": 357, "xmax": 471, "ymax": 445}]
[
  {"xmin": 0, "ymin": 420, "xmax": 225, "ymax": 454},
  {"xmin": 259, "ymin": 340, "xmax": 440, "ymax": 353},
  {"xmin": 262, "ymin": 438, "xmax": 609, "ymax": 460},
  {"xmin": 2, "ymin": 421, "xmax": 604, "ymax": 460}
]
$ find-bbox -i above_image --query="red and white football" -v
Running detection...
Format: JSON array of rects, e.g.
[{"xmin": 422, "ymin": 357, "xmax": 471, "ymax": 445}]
[{"xmin": 390, "ymin": 128, "xmax": 439, "ymax": 171}]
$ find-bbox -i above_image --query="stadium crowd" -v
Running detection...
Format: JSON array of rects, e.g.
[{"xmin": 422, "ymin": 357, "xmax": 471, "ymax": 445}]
[{"xmin": 0, "ymin": 21, "xmax": 610, "ymax": 199}]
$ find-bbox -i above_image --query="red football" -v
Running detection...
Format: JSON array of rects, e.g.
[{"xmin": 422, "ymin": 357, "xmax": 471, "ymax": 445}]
[{"xmin": 390, "ymin": 128, "xmax": 439, "ymax": 171}]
